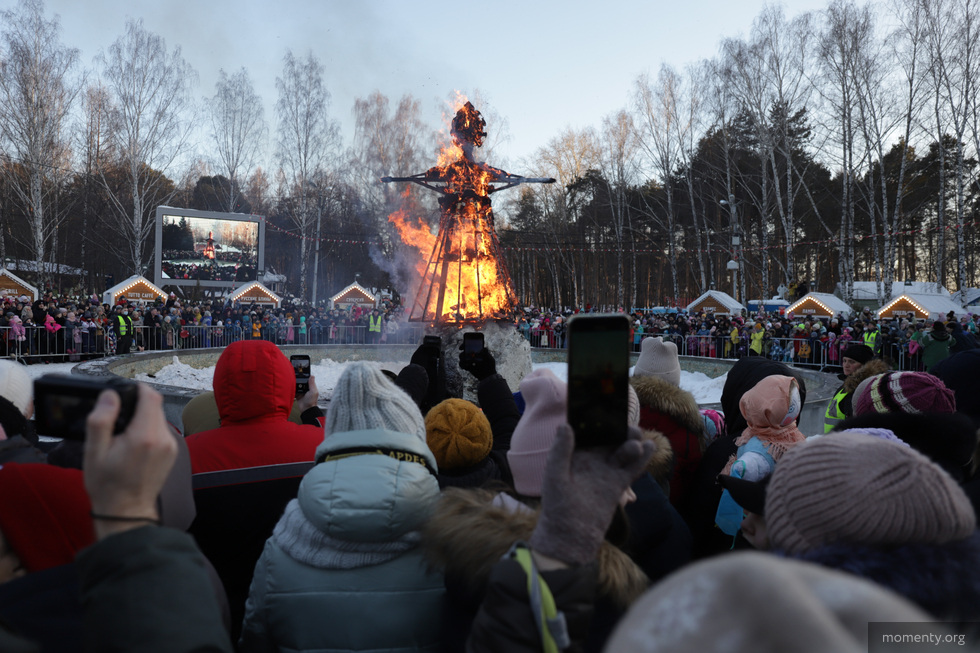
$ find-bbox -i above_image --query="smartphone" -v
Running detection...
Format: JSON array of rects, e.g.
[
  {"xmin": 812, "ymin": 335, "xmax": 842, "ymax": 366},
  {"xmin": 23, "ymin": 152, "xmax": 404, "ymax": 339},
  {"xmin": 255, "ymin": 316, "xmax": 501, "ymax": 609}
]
[
  {"xmin": 290, "ymin": 354, "xmax": 311, "ymax": 397},
  {"xmin": 462, "ymin": 332, "xmax": 485, "ymax": 360},
  {"xmin": 34, "ymin": 375, "xmax": 139, "ymax": 441},
  {"xmin": 566, "ymin": 314, "xmax": 630, "ymax": 447},
  {"xmin": 422, "ymin": 335, "xmax": 442, "ymax": 350}
]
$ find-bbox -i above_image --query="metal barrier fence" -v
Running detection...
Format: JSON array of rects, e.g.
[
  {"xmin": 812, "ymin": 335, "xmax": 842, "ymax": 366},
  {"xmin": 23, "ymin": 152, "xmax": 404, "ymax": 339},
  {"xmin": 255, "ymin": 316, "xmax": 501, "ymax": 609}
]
[
  {"xmin": 0, "ymin": 323, "xmax": 427, "ymax": 363},
  {"xmin": 0, "ymin": 320, "xmax": 925, "ymax": 372},
  {"xmin": 522, "ymin": 328, "xmax": 924, "ymax": 372}
]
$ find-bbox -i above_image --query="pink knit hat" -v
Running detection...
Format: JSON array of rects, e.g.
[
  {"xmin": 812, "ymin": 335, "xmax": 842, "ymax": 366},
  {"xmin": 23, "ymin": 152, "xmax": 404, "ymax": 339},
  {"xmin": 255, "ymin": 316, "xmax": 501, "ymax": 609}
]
[
  {"xmin": 507, "ymin": 369, "xmax": 567, "ymax": 497},
  {"xmin": 853, "ymin": 371, "xmax": 956, "ymax": 416}
]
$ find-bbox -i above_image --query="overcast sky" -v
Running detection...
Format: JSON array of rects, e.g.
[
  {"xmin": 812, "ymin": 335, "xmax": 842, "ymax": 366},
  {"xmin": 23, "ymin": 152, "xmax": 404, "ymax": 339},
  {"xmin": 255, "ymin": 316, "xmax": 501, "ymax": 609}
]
[{"xmin": 35, "ymin": 0, "xmax": 830, "ymax": 171}]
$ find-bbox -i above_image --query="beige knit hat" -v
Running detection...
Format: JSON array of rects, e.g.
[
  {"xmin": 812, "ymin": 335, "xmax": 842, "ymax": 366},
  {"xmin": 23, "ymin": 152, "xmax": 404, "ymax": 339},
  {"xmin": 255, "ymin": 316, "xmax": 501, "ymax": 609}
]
[
  {"xmin": 632, "ymin": 337, "xmax": 680, "ymax": 386},
  {"xmin": 766, "ymin": 434, "xmax": 976, "ymax": 555}
]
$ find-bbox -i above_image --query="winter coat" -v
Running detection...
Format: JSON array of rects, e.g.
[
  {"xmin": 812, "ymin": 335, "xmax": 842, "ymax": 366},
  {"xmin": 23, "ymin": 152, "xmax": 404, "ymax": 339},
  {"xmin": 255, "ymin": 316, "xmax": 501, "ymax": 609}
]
[
  {"xmin": 913, "ymin": 329, "xmax": 953, "ymax": 371},
  {"xmin": 185, "ymin": 340, "xmax": 324, "ymax": 474},
  {"xmin": 467, "ymin": 557, "xmax": 597, "ymax": 653},
  {"xmin": 684, "ymin": 358, "xmax": 807, "ymax": 558},
  {"xmin": 421, "ymin": 488, "xmax": 650, "ymax": 653},
  {"xmin": 629, "ymin": 375, "xmax": 706, "ymax": 507},
  {"xmin": 239, "ymin": 427, "xmax": 444, "ymax": 653}
]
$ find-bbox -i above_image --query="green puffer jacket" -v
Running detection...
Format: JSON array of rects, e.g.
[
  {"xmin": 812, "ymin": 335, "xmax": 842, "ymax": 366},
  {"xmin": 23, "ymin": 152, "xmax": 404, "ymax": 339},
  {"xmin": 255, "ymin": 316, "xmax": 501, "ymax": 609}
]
[{"xmin": 239, "ymin": 428, "xmax": 444, "ymax": 653}]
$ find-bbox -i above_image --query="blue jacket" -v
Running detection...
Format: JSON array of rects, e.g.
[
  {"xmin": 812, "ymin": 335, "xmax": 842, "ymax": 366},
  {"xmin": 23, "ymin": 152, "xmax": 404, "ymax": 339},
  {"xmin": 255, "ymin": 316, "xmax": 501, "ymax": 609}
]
[{"xmin": 240, "ymin": 428, "xmax": 444, "ymax": 652}]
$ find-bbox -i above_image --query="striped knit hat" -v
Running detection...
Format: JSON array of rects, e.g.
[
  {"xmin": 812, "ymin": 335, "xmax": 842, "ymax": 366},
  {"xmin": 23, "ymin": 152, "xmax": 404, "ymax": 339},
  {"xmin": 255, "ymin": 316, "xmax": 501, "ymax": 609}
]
[
  {"xmin": 853, "ymin": 372, "xmax": 956, "ymax": 416},
  {"xmin": 766, "ymin": 434, "xmax": 975, "ymax": 555}
]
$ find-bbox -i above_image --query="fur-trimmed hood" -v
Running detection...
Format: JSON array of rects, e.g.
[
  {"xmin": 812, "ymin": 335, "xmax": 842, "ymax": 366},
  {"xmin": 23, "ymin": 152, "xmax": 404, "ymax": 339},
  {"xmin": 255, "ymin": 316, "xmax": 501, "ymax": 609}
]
[
  {"xmin": 843, "ymin": 358, "xmax": 891, "ymax": 394},
  {"xmin": 782, "ymin": 531, "xmax": 980, "ymax": 621},
  {"xmin": 421, "ymin": 488, "xmax": 649, "ymax": 609},
  {"xmin": 642, "ymin": 428, "xmax": 673, "ymax": 488},
  {"xmin": 630, "ymin": 375, "xmax": 704, "ymax": 435}
]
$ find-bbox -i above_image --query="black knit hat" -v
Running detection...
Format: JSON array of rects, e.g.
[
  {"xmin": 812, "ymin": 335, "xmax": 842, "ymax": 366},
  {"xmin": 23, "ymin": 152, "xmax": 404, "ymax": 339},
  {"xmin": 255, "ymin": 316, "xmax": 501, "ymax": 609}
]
[{"xmin": 842, "ymin": 344, "xmax": 874, "ymax": 365}]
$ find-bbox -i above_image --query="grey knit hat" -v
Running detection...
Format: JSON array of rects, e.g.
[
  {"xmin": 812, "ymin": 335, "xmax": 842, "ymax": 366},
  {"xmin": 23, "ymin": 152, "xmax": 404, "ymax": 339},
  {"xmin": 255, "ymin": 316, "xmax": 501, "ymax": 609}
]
[
  {"xmin": 323, "ymin": 362, "xmax": 425, "ymax": 442},
  {"xmin": 766, "ymin": 434, "xmax": 975, "ymax": 555},
  {"xmin": 632, "ymin": 337, "xmax": 681, "ymax": 386}
]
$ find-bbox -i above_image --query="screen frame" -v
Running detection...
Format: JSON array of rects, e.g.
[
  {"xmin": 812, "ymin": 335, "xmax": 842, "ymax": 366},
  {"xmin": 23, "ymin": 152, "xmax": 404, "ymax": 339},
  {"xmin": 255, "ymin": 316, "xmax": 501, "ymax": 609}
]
[{"xmin": 154, "ymin": 205, "xmax": 266, "ymax": 290}]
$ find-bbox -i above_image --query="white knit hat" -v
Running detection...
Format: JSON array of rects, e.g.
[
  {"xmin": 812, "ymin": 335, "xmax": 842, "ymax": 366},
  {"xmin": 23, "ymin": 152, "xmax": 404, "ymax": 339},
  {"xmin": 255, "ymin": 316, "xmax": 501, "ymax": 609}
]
[
  {"xmin": 323, "ymin": 362, "xmax": 425, "ymax": 442},
  {"xmin": 632, "ymin": 337, "xmax": 681, "ymax": 386},
  {"xmin": 0, "ymin": 360, "xmax": 32, "ymax": 417}
]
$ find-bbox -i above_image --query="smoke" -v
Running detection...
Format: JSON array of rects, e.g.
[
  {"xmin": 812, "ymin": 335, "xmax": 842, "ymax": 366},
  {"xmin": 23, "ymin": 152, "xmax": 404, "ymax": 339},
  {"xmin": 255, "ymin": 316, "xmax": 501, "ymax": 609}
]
[{"xmin": 368, "ymin": 241, "xmax": 422, "ymax": 308}]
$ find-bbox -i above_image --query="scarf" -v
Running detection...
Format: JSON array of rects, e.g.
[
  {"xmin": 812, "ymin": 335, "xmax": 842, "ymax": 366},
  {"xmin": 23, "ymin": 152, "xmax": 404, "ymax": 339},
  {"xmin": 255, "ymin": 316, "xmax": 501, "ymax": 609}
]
[{"xmin": 273, "ymin": 499, "xmax": 420, "ymax": 569}]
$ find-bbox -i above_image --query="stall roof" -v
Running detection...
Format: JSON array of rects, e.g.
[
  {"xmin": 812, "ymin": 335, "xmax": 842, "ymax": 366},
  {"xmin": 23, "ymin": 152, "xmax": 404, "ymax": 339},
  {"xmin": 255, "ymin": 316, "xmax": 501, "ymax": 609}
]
[
  {"xmin": 687, "ymin": 290, "xmax": 745, "ymax": 316},
  {"xmin": 786, "ymin": 292, "xmax": 853, "ymax": 318},
  {"xmin": 877, "ymin": 293, "xmax": 966, "ymax": 320},
  {"xmin": 0, "ymin": 268, "xmax": 38, "ymax": 301},
  {"xmin": 102, "ymin": 275, "xmax": 167, "ymax": 305}
]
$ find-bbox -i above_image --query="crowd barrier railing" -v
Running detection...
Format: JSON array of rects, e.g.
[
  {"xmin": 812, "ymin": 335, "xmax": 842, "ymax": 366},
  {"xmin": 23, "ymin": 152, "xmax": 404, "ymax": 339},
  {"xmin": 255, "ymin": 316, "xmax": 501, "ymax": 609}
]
[{"xmin": 0, "ymin": 322, "xmax": 428, "ymax": 364}]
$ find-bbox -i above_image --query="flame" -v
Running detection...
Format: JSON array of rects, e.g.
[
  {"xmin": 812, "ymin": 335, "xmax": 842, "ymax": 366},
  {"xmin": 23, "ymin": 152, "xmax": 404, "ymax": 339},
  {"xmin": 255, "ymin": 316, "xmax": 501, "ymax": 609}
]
[{"xmin": 387, "ymin": 97, "xmax": 517, "ymax": 323}]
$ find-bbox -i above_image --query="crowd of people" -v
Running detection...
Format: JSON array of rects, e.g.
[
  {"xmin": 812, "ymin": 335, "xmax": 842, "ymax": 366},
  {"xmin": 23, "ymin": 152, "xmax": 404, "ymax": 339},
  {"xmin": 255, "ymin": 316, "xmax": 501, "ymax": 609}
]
[
  {"xmin": 0, "ymin": 291, "xmax": 419, "ymax": 361},
  {"xmin": 520, "ymin": 305, "xmax": 980, "ymax": 371},
  {"xmin": 0, "ymin": 311, "xmax": 978, "ymax": 651}
]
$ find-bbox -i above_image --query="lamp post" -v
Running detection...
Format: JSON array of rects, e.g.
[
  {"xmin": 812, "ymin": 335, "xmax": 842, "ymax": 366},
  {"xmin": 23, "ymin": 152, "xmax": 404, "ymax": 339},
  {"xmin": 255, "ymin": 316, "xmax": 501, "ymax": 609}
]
[{"xmin": 719, "ymin": 195, "xmax": 741, "ymax": 303}]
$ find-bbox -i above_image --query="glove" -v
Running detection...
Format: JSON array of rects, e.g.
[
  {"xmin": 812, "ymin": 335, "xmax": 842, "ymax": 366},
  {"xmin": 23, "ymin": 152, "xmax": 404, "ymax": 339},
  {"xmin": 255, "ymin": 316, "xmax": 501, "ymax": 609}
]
[
  {"xmin": 528, "ymin": 424, "xmax": 655, "ymax": 565},
  {"xmin": 458, "ymin": 346, "xmax": 497, "ymax": 380}
]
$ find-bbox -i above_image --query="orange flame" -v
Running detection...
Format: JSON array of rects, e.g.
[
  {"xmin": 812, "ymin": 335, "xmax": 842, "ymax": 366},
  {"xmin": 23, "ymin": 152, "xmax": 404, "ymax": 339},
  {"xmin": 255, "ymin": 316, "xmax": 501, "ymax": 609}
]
[{"xmin": 386, "ymin": 96, "xmax": 517, "ymax": 323}]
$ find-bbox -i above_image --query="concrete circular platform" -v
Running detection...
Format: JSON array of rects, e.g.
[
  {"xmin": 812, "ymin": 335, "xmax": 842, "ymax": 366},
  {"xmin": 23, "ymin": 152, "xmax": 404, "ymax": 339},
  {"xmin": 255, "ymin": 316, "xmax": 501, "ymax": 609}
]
[{"xmin": 73, "ymin": 346, "xmax": 839, "ymax": 436}]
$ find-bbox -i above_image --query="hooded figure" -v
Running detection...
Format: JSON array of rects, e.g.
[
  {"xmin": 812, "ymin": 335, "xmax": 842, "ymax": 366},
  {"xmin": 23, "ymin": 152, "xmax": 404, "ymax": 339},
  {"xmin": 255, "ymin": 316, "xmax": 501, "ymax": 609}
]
[
  {"xmin": 715, "ymin": 375, "xmax": 806, "ymax": 536},
  {"xmin": 240, "ymin": 363, "xmax": 444, "ymax": 652},
  {"xmin": 185, "ymin": 340, "xmax": 324, "ymax": 474}
]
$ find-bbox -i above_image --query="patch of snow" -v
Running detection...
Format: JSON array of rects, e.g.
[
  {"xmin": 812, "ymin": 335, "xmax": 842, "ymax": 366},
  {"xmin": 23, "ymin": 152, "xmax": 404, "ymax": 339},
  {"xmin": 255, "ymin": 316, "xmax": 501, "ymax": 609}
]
[
  {"xmin": 132, "ymin": 356, "xmax": 726, "ymax": 405},
  {"xmin": 22, "ymin": 362, "xmax": 78, "ymax": 379}
]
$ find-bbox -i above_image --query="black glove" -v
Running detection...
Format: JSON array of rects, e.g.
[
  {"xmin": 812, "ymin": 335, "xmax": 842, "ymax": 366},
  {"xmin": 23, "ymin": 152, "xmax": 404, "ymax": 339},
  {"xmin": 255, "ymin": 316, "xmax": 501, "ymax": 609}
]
[{"xmin": 459, "ymin": 346, "xmax": 497, "ymax": 380}]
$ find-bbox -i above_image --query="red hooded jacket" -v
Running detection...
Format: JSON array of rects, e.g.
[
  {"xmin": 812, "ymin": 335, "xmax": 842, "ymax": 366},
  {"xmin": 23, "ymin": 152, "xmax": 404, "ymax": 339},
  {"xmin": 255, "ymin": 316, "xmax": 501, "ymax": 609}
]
[{"xmin": 186, "ymin": 340, "xmax": 323, "ymax": 474}]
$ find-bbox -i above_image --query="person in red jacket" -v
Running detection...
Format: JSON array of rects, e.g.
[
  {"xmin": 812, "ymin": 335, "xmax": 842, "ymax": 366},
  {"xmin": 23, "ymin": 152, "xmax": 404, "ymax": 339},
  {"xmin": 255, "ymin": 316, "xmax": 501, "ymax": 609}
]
[
  {"xmin": 629, "ymin": 336, "xmax": 707, "ymax": 508},
  {"xmin": 185, "ymin": 339, "xmax": 324, "ymax": 473}
]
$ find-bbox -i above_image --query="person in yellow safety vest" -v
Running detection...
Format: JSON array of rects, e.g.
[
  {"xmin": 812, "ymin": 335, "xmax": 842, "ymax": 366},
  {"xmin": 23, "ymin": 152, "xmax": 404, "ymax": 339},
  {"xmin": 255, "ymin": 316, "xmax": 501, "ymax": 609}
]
[
  {"xmin": 823, "ymin": 344, "xmax": 887, "ymax": 433},
  {"xmin": 368, "ymin": 308, "xmax": 383, "ymax": 344},
  {"xmin": 862, "ymin": 322, "xmax": 882, "ymax": 356},
  {"xmin": 114, "ymin": 306, "xmax": 134, "ymax": 354}
]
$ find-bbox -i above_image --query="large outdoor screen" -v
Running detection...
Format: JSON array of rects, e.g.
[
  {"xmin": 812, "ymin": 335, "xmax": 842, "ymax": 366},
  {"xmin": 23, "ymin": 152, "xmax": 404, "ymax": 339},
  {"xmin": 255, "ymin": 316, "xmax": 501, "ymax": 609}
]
[{"xmin": 154, "ymin": 206, "xmax": 265, "ymax": 289}]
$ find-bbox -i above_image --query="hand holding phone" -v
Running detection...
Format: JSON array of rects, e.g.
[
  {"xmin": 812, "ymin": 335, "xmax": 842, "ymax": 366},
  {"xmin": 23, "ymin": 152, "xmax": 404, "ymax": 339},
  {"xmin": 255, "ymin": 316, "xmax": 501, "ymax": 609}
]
[
  {"xmin": 290, "ymin": 355, "xmax": 311, "ymax": 397},
  {"xmin": 567, "ymin": 315, "xmax": 630, "ymax": 448},
  {"xmin": 459, "ymin": 332, "xmax": 496, "ymax": 380}
]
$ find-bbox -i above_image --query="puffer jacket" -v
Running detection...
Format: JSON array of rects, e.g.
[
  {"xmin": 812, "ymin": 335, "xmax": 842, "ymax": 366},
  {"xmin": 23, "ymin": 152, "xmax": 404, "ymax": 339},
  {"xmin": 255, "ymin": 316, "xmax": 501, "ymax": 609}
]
[
  {"xmin": 239, "ymin": 427, "xmax": 444, "ymax": 653},
  {"xmin": 185, "ymin": 340, "xmax": 324, "ymax": 473}
]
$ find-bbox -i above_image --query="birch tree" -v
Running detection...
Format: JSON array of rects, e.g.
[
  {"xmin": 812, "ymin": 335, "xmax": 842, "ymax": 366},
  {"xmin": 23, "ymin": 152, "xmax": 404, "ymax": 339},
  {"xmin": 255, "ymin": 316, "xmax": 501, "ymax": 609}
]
[
  {"xmin": 0, "ymin": 0, "xmax": 80, "ymax": 282},
  {"xmin": 275, "ymin": 49, "xmax": 339, "ymax": 301},
  {"xmin": 98, "ymin": 19, "xmax": 196, "ymax": 274},
  {"xmin": 922, "ymin": 0, "xmax": 979, "ymax": 291},
  {"xmin": 633, "ymin": 65, "xmax": 685, "ymax": 303},
  {"xmin": 206, "ymin": 68, "xmax": 266, "ymax": 213}
]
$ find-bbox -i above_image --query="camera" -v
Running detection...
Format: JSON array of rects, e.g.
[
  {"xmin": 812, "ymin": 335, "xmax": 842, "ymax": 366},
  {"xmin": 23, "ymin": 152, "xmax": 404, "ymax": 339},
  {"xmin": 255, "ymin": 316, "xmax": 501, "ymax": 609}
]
[{"xmin": 34, "ymin": 375, "xmax": 139, "ymax": 441}]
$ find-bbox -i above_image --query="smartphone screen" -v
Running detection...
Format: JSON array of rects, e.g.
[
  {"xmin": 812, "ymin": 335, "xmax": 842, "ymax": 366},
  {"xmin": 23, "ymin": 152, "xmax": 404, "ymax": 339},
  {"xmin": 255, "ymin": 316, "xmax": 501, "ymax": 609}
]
[
  {"xmin": 567, "ymin": 315, "xmax": 630, "ymax": 447},
  {"xmin": 462, "ymin": 332, "xmax": 484, "ymax": 358},
  {"xmin": 290, "ymin": 355, "xmax": 311, "ymax": 396}
]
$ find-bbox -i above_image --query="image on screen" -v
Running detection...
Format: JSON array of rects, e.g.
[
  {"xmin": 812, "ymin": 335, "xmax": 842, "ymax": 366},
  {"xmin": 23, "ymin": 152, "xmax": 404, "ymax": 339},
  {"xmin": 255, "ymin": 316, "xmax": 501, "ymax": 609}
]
[{"xmin": 160, "ymin": 214, "xmax": 259, "ymax": 283}]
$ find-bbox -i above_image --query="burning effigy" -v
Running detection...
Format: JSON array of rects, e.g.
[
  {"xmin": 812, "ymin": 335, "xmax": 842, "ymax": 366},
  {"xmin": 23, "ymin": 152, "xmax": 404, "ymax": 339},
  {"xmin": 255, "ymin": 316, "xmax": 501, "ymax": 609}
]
[{"xmin": 383, "ymin": 100, "xmax": 554, "ymax": 325}]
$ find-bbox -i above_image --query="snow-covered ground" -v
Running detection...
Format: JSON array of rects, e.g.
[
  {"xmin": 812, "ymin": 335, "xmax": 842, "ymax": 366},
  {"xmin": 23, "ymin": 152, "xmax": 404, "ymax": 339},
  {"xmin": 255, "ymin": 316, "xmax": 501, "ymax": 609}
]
[
  {"xmin": 20, "ymin": 357, "xmax": 727, "ymax": 405},
  {"xmin": 131, "ymin": 356, "xmax": 726, "ymax": 405}
]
